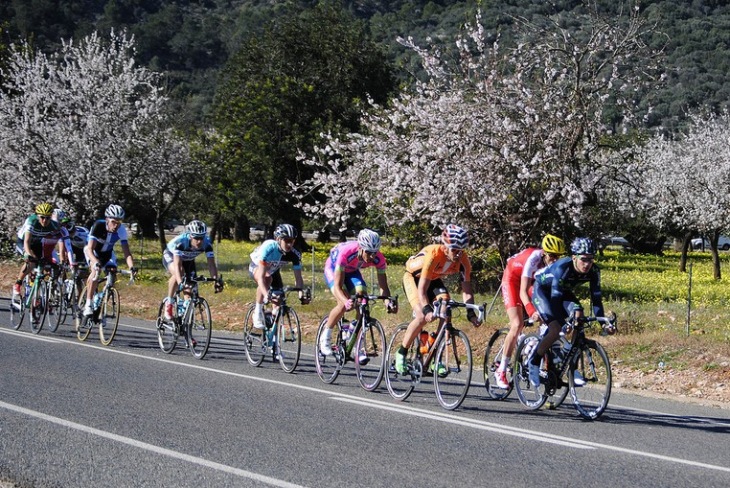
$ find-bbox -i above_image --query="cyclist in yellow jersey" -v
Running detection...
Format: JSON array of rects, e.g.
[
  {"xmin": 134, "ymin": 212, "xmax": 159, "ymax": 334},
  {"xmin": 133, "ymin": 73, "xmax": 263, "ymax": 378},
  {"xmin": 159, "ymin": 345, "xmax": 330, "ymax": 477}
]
[{"xmin": 395, "ymin": 224, "xmax": 481, "ymax": 374}]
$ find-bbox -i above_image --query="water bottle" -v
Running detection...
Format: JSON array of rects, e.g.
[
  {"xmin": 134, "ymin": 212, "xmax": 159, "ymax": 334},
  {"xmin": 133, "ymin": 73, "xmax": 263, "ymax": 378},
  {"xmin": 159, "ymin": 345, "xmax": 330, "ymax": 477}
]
[
  {"xmin": 264, "ymin": 311, "xmax": 274, "ymax": 329},
  {"xmin": 93, "ymin": 291, "xmax": 103, "ymax": 309},
  {"xmin": 342, "ymin": 320, "xmax": 355, "ymax": 340},
  {"xmin": 419, "ymin": 331, "xmax": 430, "ymax": 354},
  {"xmin": 560, "ymin": 340, "xmax": 572, "ymax": 357}
]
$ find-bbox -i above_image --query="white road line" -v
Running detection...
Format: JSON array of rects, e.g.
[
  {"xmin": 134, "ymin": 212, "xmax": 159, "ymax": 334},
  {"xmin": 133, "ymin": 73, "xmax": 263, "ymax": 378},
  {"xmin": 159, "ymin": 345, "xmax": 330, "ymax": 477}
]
[
  {"xmin": 0, "ymin": 400, "xmax": 307, "ymax": 488},
  {"xmin": 3, "ymin": 326, "xmax": 730, "ymax": 474}
]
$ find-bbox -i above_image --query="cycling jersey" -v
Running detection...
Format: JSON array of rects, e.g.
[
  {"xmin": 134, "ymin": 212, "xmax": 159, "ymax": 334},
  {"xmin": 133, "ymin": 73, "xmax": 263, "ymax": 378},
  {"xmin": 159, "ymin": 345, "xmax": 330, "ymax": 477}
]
[
  {"xmin": 501, "ymin": 247, "xmax": 545, "ymax": 316},
  {"xmin": 248, "ymin": 239, "xmax": 302, "ymax": 275},
  {"xmin": 87, "ymin": 219, "xmax": 129, "ymax": 265},
  {"xmin": 323, "ymin": 241, "xmax": 386, "ymax": 291},
  {"xmin": 66, "ymin": 226, "xmax": 89, "ymax": 263},
  {"xmin": 404, "ymin": 244, "xmax": 471, "ymax": 282},
  {"xmin": 15, "ymin": 215, "xmax": 66, "ymax": 261},
  {"xmin": 164, "ymin": 233, "xmax": 215, "ymax": 262},
  {"xmin": 532, "ymin": 256, "xmax": 604, "ymax": 323}
]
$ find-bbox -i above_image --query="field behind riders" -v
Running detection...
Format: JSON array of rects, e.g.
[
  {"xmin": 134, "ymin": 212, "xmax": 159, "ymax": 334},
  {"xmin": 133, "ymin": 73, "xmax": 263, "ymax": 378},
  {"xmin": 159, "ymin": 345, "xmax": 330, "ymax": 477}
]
[{"xmin": 2, "ymin": 237, "xmax": 729, "ymax": 406}]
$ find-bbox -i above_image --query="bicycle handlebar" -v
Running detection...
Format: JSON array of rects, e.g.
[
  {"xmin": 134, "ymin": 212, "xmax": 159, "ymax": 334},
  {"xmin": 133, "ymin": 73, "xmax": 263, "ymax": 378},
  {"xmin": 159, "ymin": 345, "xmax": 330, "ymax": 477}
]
[{"xmin": 433, "ymin": 298, "xmax": 486, "ymax": 324}]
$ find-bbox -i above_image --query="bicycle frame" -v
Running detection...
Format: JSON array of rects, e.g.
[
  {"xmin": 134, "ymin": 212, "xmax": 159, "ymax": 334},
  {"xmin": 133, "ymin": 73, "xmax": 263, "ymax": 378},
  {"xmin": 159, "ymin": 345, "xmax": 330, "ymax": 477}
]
[{"xmin": 339, "ymin": 293, "xmax": 391, "ymax": 361}]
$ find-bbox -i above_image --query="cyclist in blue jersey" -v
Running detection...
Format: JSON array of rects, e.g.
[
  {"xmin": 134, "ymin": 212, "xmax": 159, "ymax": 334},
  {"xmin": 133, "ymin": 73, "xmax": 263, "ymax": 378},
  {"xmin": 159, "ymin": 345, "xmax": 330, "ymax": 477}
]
[
  {"xmin": 52, "ymin": 209, "xmax": 89, "ymax": 267},
  {"xmin": 161, "ymin": 220, "xmax": 223, "ymax": 320},
  {"xmin": 248, "ymin": 224, "xmax": 308, "ymax": 329},
  {"xmin": 82, "ymin": 204, "xmax": 137, "ymax": 316},
  {"xmin": 528, "ymin": 237, "xmax": 604, "ymax": 387}
]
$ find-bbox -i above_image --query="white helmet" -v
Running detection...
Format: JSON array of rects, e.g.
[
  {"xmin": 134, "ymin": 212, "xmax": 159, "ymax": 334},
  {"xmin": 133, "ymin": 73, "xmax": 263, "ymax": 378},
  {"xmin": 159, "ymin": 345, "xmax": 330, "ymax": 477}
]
[
  {"xmin": 357, "ymin": 228, "xmax": 381, "ymax": 252},
  {"xmin": 186, "ymin": 220, "xmax": 207, "ymax": 237},
  {"xmin": 105, "ymin": 204, "xmax": 125, "ymax": 219}
]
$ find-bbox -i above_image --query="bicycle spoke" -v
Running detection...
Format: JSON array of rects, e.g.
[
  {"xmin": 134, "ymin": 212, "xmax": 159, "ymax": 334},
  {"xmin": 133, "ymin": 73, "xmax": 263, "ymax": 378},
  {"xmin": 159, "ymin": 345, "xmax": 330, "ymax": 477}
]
[
  {"xmin": 570, "ymin": 340, "xmax": 612, "ymax": 420},
  {"xmin": 384, "ymin": 323, "xmax": 418, "ymax": 401},
  {"xmin": 434, "ymin": 329, "xmax": 472, "ymax": 410},
  {"xmin": 29, "ymin": 280, "xmax": 47, "ymax": 334},
  {"xmin": 314, "ymin": 316, "xmax": 343, "ymax": 384},
  {"xmin": 483, "ymin": 328, "xmax": 513, "ymax": 400},
  {"xmin": 75, "ymin": 285, "xmax": 92, "ymax": 341},
  {"xmin": 10, "ymin": 282, "xmax": 27, "ymax": 330},
  {"xmin": 513, "ymin": 334, "xmax": 548, "ymax": 410},
  {"xmin": 99, "ymin": 287, "xmax": 120, "ymax": 346},
  {"xmin": 243, "ymin": 306, "xmax": 265, "ymax": 366},
  {"xmin": 188, "ymin": 299, "xmax": 212, "ymax": 359},
  {"xmin": 156, "ymin": 299, "xmax": 178, "ymax": 353},
  {"xmin": 354, "ymin": 319, "xmax": 386, "ymax": 391},
  {"xmin": 277, "ymin": 308, "xmax": 301, "ymax": 373}
]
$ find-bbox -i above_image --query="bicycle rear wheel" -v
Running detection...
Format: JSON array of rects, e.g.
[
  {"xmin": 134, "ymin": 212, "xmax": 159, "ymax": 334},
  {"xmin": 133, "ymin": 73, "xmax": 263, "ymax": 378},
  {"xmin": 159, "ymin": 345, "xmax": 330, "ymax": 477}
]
[
  {"xmin": 354, "ymin": 319, "xmax": 386, "ymax": 391},
  {"xmin": 188, "ymin": 298, "xmax": 212, "ymax": 359},
  {"xmin": 483, "ymin": 327, "xmax": 513, "ymax": 400},
  {"xmin": 99, "ymin": 287, "xmax": 119, "ymax": 346},
  {"xmin": 243, "ymin": 306, "xmax": 265, "ymax": 366},
  {"xmin": 434, "ymin": 329, "xmax": 473, "ymax": 410},
  {"xmin": 570, "ymin": 340, "xmax": 612, "ymax": 420},
  {"xmin": 29, "ymin": 280, "xmax": 48, "ymax": 334},
  {"xmin": 513, "ymin": 334, "xmax": 547, "ymax": 410},
  {"xmin": 156, "ymin": 299, "xmax": 178, "ymax": 353},
  {"xmin": 47, "ymin": 277, "xmax": 64, "ymax": 333},
  {"xmin": 75, "ymin": 285, "xmax": 93, "ymax": 341},
  {"xmin": 10, "ymin": 282, "xmax": 27, "ymax": 330},
  {"xmin": 384, "ymin": 323, "xmax": 419, "ymax": 401},
  {"xmin": 277, "ymin": 307, "xmax": 301, "ymax": 373},
  {"xmin": 545, "ymin": 337, "xmax": 570, "ymax": 410},
  {"xmin": 314, "ymin": 316, "xmax": 344, "ymax": 384}
]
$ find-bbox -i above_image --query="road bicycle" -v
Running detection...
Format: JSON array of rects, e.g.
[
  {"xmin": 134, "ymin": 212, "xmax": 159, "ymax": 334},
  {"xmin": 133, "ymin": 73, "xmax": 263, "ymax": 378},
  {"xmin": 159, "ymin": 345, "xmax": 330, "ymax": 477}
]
[
  {"xmin": 385, "ymin": 298, "xmax": 484, "ymax": 410},
  {"xmin": 483, "ymin": 320, "xmax": 571, "ymax": 408},
  {"xmin": 243, "ymin": 286, "xmax": 310, "ymax": 373},
  {"xmin": 54, "ymin": 264, "xmax": 87, "ymax": 329},
  {"xmin": 10, "ymin": 259, "xmax": 56, "ymax": 334},
  {"xmin": 314, "ymin": 293, "xmax": 397, "ymax": 391},
  {"xmin": 514, "ymin": 315, "xmax": 615, "ymax": 420},
  {"xmin": 75, "ymin": 266, "xmax": 135, "ymax": 345},
  {"xmin": 156, "ymin": 275, "xmax": 221, "ymax": 359}
]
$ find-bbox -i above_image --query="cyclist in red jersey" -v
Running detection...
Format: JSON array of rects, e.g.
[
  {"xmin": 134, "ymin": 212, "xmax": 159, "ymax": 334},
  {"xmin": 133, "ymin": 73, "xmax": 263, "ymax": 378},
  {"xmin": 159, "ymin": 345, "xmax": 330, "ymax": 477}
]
[{"xmin": 494, "ymin": 234, "xmax": 566, "ymax": 389}]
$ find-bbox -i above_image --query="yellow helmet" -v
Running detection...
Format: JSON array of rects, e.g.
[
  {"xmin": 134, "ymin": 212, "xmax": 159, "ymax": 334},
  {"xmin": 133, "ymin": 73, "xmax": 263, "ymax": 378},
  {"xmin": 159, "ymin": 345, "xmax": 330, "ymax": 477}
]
[
  {"xmin": 35, "ymin": 202, "xmax": 54, "ymax": 217},
  {"xmin": 541, "ymin": 233, "xmax": 566, "ymax": 255}
]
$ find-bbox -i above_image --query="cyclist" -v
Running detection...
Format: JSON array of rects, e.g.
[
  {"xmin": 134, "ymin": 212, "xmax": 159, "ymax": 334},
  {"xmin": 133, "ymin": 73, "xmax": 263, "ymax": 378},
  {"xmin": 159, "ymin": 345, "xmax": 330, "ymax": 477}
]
[
  {"xmin": 50, "ymin": 209, "xmax": 81, "ymax": 269},
  {"xmin": 494, "ymin": 234, "xmax": 566, "ymax": 389},
  {"xmin": 249, "ymin": 224, "xmax": 308, "ymax": 329},
  {"xmin": 52, "ymin": 209, "xmax": 89, "ymax": 266},
  {"xmin": 13, "ymin": 203, "xmax": 71, "ymax": 303},
  {"xmin": 394, "ymin": 224, "xmax": 481, "ymax": 375},
  {"xmin": 162, "ymin": 220, "xmax": 223, "ymax": 320},
  {"xmin": 318, "ymin": 228, "xmax": 396, "ymax": 362},
  {"xmin": 528, "ymin": 237, "xmax": 604, "ymax": 387},
  {"xmin": 82, "ymin": 204, "xmax": 137, "ymax": 316}
]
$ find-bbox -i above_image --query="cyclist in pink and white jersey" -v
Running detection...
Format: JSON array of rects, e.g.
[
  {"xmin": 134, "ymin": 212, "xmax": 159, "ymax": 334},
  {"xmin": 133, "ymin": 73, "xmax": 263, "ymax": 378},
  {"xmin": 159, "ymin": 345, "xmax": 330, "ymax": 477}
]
[
  {"xmin": 493, "ymin": 233, "xmax": 566, "ymax": 389},
  {"xmin": 319, "ymin": 229, "xmax": 397, "ymax": 357}
]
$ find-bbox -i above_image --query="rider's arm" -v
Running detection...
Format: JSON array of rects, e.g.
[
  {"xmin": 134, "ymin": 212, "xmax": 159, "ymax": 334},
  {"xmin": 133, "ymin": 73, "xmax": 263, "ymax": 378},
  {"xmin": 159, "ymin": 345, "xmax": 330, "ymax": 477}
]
[
  {"xmin": 171, "ymin": 254, "xmax": 184, "ymax": 286},
  {"xmin": 253, "ymin": 262, "xmax": 270, "ymax": 302},
  {"xmin": 23, "ymin": 231, "xmax": 34, "ymax": 258},
  {"xmin": 519, "ymin": 275, "xmax": 538, "ymax": 320},
  {"xmin": 292, "ymin": 268, "xmax": 305, "ymax": 290},
  {"xmin": 460, "ymin": 280, "xmax": 481, "ymax": 326},
  {"xmin": 85, "ymin": 239, "xmax": 100, "ymax": 269},
  {"xmin": 332, "ymin": 266, "xmax": 350, "ymax": 305},
  {"xmin": 590, "ymin": 266, "xmax": 605, "ymax": 317},
  {"xmin": 120, "ymin": 241, "xmax": 135, "ymax": 270},
  {"xmin": 206, "ymin": 256, "xmax": 219, "ymax": 281}
]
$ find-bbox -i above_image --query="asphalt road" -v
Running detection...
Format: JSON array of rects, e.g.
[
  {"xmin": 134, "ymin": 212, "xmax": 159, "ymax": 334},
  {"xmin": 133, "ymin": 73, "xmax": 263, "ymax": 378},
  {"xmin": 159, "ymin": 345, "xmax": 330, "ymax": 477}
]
[{"xmin": 1, "ymin": 298, "xmax": 729, "ymax": 487}]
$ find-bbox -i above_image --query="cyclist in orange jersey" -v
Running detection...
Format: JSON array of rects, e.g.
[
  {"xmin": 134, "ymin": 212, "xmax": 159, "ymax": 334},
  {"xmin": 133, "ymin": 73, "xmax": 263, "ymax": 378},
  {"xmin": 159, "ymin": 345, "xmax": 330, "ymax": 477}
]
[{"xmin": 394, "ymin": 224, "xmax": 481, "ymax": 374}]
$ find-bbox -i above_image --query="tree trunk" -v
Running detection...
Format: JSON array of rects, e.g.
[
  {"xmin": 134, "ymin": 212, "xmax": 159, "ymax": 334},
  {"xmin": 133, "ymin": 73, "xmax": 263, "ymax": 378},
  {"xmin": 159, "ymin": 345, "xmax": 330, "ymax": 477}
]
[
  {"xmin": 710, "ymin": 230, "xmax": 722, "ymax": 280},
  {"xmin": 233, "ymin": 215, "xmax": 250, "ymax": 242},
  {"xmin": 679, "ymin": 232, "xmax": 692, "ymax": 272},
  {"xmin": 156, "ymin": 216, "xmax": 168, "ymax": 252}
]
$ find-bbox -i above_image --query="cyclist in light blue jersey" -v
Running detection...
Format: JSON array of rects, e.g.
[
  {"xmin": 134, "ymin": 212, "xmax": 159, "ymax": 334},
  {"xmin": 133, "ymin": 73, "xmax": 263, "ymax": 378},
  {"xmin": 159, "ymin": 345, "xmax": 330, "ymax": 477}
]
[
  {"xmin": 162, "ymin": 220, "xmax": 222, "ymax": 320},
  {"xmin": 248, "ymin": 224, "xmax": 308, "ymax": 329}
]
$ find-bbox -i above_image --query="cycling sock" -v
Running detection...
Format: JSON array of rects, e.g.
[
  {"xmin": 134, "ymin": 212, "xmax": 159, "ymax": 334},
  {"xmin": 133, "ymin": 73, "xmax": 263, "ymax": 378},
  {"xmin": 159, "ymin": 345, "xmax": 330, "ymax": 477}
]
[
  {"xmin": 398, "ymin": 345, "xmax": 408, "ymax": 356},
  {"xmin": 530, "ymin": 353, "xmax": 543, "ymax": 366}
]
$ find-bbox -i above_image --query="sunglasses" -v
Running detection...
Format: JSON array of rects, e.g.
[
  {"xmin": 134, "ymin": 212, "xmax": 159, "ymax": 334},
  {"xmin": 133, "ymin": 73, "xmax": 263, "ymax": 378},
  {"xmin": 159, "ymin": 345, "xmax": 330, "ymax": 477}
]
[
  {"xmin": 38, "ymin": 215, "xmax": 50, "ymax": 220},
  {"xmin": 282, "ymin": 238, "xmax": 295, "ymax": 244},
  {"xmin": 547, "ymin": 253, "xmax": 561, "ymax": 260},
  {"xmin": 364, "ymin": 250, "xmax": 377, "ymax": 257},
  {"xmin": 578, "ymin": 256, "xmax": 595, "ymax": 263}
]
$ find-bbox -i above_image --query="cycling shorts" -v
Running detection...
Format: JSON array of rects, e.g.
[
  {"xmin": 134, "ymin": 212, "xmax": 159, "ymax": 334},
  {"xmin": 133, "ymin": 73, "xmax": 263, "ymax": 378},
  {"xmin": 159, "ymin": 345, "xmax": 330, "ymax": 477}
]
[
  {"xmin": 402, "ymin": 272, "xmax": 450, "ymax": 311},
  {"xmin": 324, "ymin": 268, "xmax": 367, "ymax": 294},
  {"xmin": 532, "ymin": 286, "xmax": 581, "ymax": 324}
]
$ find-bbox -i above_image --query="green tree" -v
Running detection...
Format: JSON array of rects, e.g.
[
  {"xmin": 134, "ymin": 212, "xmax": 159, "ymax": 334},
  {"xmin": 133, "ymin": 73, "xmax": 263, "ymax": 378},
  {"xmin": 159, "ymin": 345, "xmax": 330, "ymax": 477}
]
[{"xmin": 208, "ymin": 0, "xmax": 395, "ymax": 240}]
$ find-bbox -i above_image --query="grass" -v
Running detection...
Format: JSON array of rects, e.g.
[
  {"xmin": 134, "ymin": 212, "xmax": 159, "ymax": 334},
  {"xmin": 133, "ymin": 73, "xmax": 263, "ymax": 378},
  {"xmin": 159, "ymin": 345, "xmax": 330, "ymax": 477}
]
[{"xmin": 3, "ymin": 239, "xmax": 730, "ymax": 403}]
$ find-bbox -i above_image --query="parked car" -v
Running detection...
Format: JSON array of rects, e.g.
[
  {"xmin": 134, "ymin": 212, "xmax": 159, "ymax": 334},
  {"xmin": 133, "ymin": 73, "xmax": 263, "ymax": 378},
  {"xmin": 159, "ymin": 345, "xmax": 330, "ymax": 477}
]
[{"xmin": 691, "ymin": 236, "xmax": 730, "ymax": 251}]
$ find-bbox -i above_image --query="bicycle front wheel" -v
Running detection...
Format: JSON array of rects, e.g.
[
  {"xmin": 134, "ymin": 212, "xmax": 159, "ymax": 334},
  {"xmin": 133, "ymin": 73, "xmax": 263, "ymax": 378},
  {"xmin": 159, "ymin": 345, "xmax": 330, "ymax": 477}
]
[
  {"xmin": 354, "ymin": 319, "xmax": 386, "ymax": 392},
  {"xmin": 188, "ymin": 298, "xmax": 212, "ymax": 359},
  {"xmin": 10, "ymin": 283, "xmax": 27, "ymax": 330},
  {"xmin": 314, "ymin": 316, "xmax": 343, "ymax": 384},
  {"xmin": 483, "ymin": 327, "xmax": 513, "ymax": 400},
  {"xmin": 277, "ymin": 307, "xmax": 301, "ymax": 373},
  {"xmin": 156, "ymin": 299, "xmax": 178, "ymax": 353},
  {"xmin": 570, "ymin": 340, "xmax": 612, "ymax": 420},
  {"xmin": 99, "ymin": 287, "xmax": 119, "ymax": 346},
  {"xmin": 243, "ymin": 305, "xmax": 265, "ymax": 366},
  {"xmin": 47, "ymin": 278, "xmax": 64, "ymax": 333},
  {"xmin": 513, "ymin": 334, "xmax": 547, "ymax": 410},
  {"xmin": 75, "ymin": 285, "xmax": 93, "ymax": 341},
  {"xmin": 434, "ymin": 329, "xmax": 473, "ymax": 410},
  {"xmin": 29, "ymin": 280, "xmax": 48, "ymax": 334},
  {"xmin": 384, "ymin": 323, "xmax": 418, "ymax": 401}
]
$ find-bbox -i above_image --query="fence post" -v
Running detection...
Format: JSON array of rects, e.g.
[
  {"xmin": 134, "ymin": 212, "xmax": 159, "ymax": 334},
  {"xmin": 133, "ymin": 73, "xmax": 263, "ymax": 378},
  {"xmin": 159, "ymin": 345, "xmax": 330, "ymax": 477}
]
[
  {"xmin": 311, "ymin": 246, "xmax": 316, "ymax": 300},
  {"xmin": 685, "ymin": 261, "xmax": 692, "ymax": 337}
]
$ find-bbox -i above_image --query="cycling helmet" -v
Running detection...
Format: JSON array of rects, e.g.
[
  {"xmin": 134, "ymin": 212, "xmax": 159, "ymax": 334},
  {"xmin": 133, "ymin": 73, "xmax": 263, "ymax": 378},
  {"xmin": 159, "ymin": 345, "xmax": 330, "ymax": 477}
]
[
  {"xmin": 35, "ymin": 203, "xmax": 53, "ymax": 217},
  {"xmin": 357, "ymin": 228, "xmax": 381, "ymax": 252},
  {"xmin": 186, "ymin": 220, "xmax": 207, "ymax": 237},
  {"xmin": 274, "ymin": 223, "xmax": 298, "ymax": 240},
  {"xmin": 542, "ymin": 233, "xmax": 566, "ymax": 255},
  {"xmin": 441, "ymin": 224, "xmax": 469, "ymax": 250},
  {"xmin": 105, "ymin": 204, "xmax": 125, "ymax": 219},
  {"xmin": 570, "ymin": 237, "xmax": 597, "ymax": 255}
]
